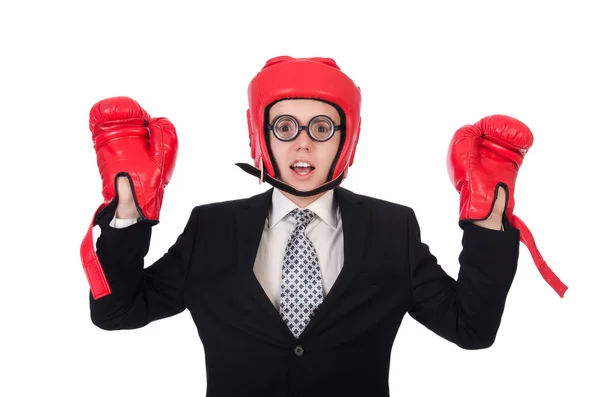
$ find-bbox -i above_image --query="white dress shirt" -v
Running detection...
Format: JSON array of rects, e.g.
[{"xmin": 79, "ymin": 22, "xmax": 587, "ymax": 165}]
[
  {"xmin": 253, "ymin": 188, "xmax": 344, "ymax": 311},
  {"xmin": 109, "ymin": 188, "xmax": 345, "ymax": 311}
]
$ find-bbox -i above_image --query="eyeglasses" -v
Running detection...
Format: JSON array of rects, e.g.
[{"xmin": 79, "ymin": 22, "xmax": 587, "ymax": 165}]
[{"xmin": 268, "ymin": 115, "xmax": 342, "ymax": 142}]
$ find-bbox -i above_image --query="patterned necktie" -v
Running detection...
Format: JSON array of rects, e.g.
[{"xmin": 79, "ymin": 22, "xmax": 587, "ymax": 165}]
[{"xmin": 279, "ymin": 208, "xmax": 324, "ymax": 338}]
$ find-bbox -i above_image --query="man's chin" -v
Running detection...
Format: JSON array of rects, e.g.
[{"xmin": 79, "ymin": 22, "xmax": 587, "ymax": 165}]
[{"xmin": 280, "ymin": 173, "xmax": 326, "ymax": 194}]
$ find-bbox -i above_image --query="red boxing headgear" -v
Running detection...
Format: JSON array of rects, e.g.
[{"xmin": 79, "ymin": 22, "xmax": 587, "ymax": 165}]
[{"xmin": 236, "ymin": 56, "xmax": 362, "ymax": 196}]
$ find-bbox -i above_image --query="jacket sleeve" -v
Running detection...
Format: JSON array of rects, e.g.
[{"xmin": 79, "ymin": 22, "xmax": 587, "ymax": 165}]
[
  {"xmin": 406, "ymin": 207, "xmax": 520, "ymax": 349},
  {"xmin": 89, "ymin": 204, "xmax": 200, "ymax": 331}
]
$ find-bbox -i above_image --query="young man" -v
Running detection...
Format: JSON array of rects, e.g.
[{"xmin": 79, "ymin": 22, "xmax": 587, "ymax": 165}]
[{"xmin": 83, "ymin": 56, "xmax": 523, "ymax": 397}]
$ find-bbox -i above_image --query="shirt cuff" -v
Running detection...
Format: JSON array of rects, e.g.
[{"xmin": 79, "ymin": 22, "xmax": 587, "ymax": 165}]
[{"xmin": 109, "ymin": 214, "xmax": 140, "ymax": 229}]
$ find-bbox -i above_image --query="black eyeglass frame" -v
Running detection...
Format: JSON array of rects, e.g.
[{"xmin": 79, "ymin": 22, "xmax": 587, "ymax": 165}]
[{"xmin": 267, "ymin": 114, "xmax": 343, "ymax": 142}]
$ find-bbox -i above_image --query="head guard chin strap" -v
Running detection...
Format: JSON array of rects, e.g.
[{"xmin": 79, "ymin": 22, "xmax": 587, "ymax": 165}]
[{"xmin": 235, "ymin": 162, "xmax": 345, "ymax": 197}]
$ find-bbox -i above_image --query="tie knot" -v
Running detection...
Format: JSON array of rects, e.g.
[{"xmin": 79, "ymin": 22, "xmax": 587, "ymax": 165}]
[{"xmin": 290, "ymin": 208, "xmax": 316, "ymax": 229}]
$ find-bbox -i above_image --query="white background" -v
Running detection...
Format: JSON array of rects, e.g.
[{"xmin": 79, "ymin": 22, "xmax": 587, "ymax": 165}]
[{"xmin": 1, "ymin": 0, "xmax": 598, "ymax": 396}]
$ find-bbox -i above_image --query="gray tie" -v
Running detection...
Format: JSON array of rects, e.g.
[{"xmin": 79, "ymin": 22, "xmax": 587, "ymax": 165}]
[{"xmin": 279, "ymin": 208, "xmax": 324, "ymax": 338}]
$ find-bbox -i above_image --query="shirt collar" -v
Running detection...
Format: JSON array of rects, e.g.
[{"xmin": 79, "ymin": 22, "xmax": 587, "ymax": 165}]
[{"xmin": 269, "ymin": 188, "xmax": 338, "ymax": 229}]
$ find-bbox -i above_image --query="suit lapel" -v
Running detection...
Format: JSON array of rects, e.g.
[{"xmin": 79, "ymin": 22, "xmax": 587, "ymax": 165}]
[
  {"xmin": 235, "ymin": 188, "xmax": 293, "ymax": 339},
  {"xmin": 301, "ymin": 187, "xmax": 371, "ymax": 337}
]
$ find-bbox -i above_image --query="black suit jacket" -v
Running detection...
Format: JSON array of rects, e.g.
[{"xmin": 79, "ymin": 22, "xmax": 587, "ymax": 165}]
[{"xmin": 90, "ymin": 187, "xmax": 520, "ymax": 397}]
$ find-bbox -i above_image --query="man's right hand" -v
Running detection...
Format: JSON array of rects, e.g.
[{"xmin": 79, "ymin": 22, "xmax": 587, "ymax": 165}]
[
  {"xmin": 90, "ymin": 96, "xmax": 178, "ymax": 224},
  {"xmin": 116, "ymin": 176, "xmax": 140, "ymax": 219}
]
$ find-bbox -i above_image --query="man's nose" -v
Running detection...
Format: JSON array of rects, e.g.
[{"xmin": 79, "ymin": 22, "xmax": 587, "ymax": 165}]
[{"xmin": 294, "ymin": 128, "xmax": 313, "ymax": 150}]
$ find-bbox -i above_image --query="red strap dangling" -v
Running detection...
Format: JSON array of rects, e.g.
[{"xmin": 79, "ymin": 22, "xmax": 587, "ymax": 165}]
[{"xmin": 511, "ymin": 214, "xmax": 568, "ymax": 298}]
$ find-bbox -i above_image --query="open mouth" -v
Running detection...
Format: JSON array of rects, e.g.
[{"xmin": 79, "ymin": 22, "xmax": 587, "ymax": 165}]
[{"xmin": 290, "ymin": 160, "xmax": 315, "ymax": 176}]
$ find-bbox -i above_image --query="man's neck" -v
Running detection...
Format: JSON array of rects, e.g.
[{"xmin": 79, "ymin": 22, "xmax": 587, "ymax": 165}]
[{"xmin": 279, "ymin": 190, "xmax": 327, "ymax": 208}]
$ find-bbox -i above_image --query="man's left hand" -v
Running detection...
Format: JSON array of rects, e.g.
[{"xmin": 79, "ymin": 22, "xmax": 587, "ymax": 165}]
[{"xmin": 472, "ymin": 186, "xmax": 506, "ymax": 231}]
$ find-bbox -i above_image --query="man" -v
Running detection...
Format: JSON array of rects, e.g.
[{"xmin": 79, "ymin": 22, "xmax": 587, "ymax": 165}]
[{"xmin": 83, "ymin": 56, "xmax": 525, "ymax": 397}]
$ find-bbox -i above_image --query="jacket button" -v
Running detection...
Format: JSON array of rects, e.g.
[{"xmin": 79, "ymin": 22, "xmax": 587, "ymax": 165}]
[{"xmin": 294, "ymin": 345, "xmax": 304, "ymax": 356}]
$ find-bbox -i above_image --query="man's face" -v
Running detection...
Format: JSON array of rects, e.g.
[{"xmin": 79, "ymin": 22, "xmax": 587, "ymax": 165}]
[{"xmin": 268, "ymin": 99, "xmax": 342, "ymax": 193}]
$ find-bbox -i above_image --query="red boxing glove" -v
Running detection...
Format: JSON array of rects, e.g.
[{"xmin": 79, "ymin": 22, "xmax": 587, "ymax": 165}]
[
  {"xmin": 447, "ymin": 114, "xmax": 567, "ymax": 298},
  {"xmin": 80, "ymin": 96, "xmax": 178, "ymax": 299}
]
